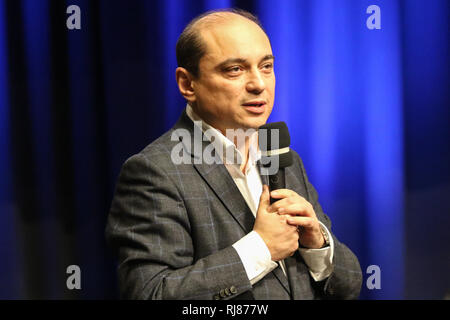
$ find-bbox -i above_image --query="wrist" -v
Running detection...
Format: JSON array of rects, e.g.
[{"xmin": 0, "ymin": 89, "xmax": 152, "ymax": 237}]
[
  {"xmin": 299, "ymin": 225, "xmax": 330, "ymax": 249},
  {"xmin": 319, "ymin": 224, "xmax": 330, "ymax": 248}
]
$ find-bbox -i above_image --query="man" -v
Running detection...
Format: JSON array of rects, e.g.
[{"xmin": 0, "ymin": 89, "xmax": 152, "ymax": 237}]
[{"xmin": 105, "ymin": 9, "xmax": 362, "ymax": 300}]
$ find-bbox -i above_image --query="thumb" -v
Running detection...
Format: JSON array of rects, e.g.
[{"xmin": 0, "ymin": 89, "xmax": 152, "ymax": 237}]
[{"xmin": 257, "ymin": 185, "xmax": 270, "ymax": 214}]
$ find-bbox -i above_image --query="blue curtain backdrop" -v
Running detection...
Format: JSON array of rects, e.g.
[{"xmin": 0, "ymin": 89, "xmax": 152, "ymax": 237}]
[{"xmin": 0, "ymin": 0, "xmax": 448, "ymax": 299}]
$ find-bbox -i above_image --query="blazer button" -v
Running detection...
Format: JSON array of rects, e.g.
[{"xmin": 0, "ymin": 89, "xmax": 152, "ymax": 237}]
[
  {"xmin": 220, "ymin": 289, "xmax": 227, "ymax": 298},
  {"xmin": 213, "ymin": 294, "xmax": 221, "ymax": 300},
  {"xmin": 225, "ymin": 288, "xmax": 231, "ymax": 296},
  {"xmin": 230, "ymin": 286, "xmax": 237, "ymax": 294}
]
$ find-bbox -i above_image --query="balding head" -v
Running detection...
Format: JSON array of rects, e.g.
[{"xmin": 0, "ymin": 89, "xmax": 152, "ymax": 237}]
[
  {"xmin": 175, "ymin": 8, "xmax": 275, "ymax": 133},
  {"xmin": 176, "ymin": 9, "xmax": 269, "ymax": 78}
]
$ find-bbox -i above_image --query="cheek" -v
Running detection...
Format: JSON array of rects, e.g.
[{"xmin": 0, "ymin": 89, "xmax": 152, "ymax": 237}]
[
  {"xmin": 267, "ymin": 76, "xmax": 276, "ymax": 96},
  {"xmin": 214, "ymin": 82, "xmax": 244, "ymax": 106},
  {"xmin": 204, "ymin": 79, "xmax": 237, "ymax": 99}
]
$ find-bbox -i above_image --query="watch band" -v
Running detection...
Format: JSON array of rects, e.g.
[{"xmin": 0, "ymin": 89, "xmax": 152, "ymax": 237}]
[{"xmin": 319, "ymin": 224, "xmax": 330, "ymax": 248}]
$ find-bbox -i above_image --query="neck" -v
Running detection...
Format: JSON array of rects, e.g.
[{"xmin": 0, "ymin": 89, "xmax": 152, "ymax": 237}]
[
  {"xmin": 232, "ymin": 135, "xmax": 251, "ymax": 174},
  {"xmin": 185, "ymin": 105, "xmax": 257, "ymax": 173}
]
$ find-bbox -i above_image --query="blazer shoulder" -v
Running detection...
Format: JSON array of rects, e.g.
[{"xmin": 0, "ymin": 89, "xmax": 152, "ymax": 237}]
[
  {"xmin": 141, "ymin": 129, "xmax": 177, "ymax": 154},
  {"xmin": 116, "ymin": 129, "xmax": 185, "ymax": 195},
  {"xmin": 125, "ymin": 129, "xmax": 179, "ymax": 169}
]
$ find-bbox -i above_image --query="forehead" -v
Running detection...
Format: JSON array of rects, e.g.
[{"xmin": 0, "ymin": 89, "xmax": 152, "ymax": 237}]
[{"xmin": 196, "ymin": 15, "xmax": 272, "ymax": 63}]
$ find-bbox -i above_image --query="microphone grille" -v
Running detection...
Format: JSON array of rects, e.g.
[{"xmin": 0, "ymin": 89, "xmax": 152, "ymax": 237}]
[
  {"xmin": 258, "ymin": 121, "xmax": 293, "ymax": 168},
  {"xmin": 258, "ymin": 121, "xmax": 290, "ymax": 150}
]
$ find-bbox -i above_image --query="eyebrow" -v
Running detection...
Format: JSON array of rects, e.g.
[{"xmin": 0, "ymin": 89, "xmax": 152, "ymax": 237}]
[{"xmin": 216, "ymin": 54, "xmax": 275, "ymax": 69}]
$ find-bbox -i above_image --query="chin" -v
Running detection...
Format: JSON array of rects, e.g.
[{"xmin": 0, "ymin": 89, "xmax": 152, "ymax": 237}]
[{"xmin": 242, "ymin": 118, "xmax": 268, "ymax": 130}]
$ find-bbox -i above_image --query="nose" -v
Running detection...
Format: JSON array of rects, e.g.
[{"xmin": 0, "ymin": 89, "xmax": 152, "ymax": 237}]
[{"xmin": 246, "ymin": 68, "xmax": 266, "ymax": 94}]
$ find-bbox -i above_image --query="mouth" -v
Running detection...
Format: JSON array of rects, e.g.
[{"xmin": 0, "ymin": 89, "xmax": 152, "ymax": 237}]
[{"xmin": 242, "ymin": 101, "xmax": 266, "ymax": 114}]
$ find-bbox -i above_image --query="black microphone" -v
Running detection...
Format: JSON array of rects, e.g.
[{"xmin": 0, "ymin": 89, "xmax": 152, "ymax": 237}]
[{"xmin": 258, "ymin": 121, "xmax": 293, "ymax": 204}]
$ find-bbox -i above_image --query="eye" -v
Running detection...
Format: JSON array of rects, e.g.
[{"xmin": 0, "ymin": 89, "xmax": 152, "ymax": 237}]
[
  {"xmin": 225, "ymin": 66, "xmax": 243, "ymax": 75},
  {"xmin": 261, "ymin": 63, "xmax": 273, "ymax": 72}
]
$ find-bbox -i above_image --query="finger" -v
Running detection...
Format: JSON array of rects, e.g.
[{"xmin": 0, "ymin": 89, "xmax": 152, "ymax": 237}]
[
  {"xmin": 267, "ymin": 197, "xmax": 292, "ymax": 213},
  {"xmin": 268, "ymin": 196, "xmax": 312, "ymax": 214},
  {"xmin": 258, "ymin": 185, "xmax": 271, "ymax": 214},
  {"xmin": 270, "ymin": 189, "xmax": 298, "ymax": 199},
  {"xmin": 277, "ymin": 203, "xmax": 315, "ymax": 218},
  {"xmin": 285, "ymin": 216, "xmax": 316, "ymax": 229}
]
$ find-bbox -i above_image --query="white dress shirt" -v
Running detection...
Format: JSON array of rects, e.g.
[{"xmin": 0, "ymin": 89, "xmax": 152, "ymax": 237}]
[{"xmin": 186, "ymin": 104, "xmax": 334, "ymax": 285}]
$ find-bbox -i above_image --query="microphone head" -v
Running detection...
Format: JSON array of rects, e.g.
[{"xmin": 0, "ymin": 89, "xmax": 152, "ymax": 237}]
[{"xmin": 258, "ymin": 121, "xmax": 293, "ymax": 169}]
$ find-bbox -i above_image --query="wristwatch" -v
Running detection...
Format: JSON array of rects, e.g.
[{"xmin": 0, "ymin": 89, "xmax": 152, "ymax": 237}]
[{"xmin": 319, "ymin": 224, "xmax": 330, "ymax": 248}]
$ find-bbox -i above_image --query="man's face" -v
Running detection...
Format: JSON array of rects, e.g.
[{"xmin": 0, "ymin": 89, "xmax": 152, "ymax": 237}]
[{"xmin": 190, "ymin": 16, "xmax": 275, "ymax": 133}]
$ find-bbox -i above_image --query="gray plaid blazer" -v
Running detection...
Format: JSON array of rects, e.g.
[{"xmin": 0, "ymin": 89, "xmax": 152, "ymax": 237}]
[{"xmin": 105, "ymin": 109, "xmax": 362, "ymax": 300}]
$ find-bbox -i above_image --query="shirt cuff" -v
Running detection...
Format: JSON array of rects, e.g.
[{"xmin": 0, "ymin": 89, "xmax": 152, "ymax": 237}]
[
  {"xmin": 298, "ymin": 221, "xmax": 334, "ymax": 281},
  {"xmin": 232, "ymin": 231, "xmax": 278, "ymax": 285}
]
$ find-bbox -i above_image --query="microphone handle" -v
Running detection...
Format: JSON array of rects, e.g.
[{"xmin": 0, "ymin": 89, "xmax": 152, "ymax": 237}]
[{"xmin": 269, "ymin": 169, "xmax": 285, "ymax": 204}]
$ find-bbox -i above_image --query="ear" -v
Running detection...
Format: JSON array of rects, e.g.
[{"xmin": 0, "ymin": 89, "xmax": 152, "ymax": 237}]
[{"xmin": 176, "ymin": 67, "xmax": 196, "ymax": 103}]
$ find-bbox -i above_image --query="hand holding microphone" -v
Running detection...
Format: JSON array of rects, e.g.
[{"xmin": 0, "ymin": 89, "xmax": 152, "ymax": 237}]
[
  {"xmin": 253, "ymin": 122, "xmax": 325, "ymax": 259},
  {"xmin": 253, "ymin": 185, "xmax": 299, "ymax": 261}
]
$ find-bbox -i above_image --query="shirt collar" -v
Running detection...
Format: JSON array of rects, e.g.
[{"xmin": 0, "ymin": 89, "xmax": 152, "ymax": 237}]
[{"xmin": 185, "ymin": 104, "xmax": 261, "ymax": 169}]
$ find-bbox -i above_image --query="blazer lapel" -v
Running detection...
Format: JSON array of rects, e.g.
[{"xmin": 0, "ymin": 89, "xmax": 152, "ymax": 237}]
[
  {"xmin": 193, "ymin": 161, "xmax": 255, "ymax": 234},
  {"xmin": 272, "ymin": 263, "xmax": 292, "ymax": 296},
  {"xmin": 172, "ymin": 110, "xmax": 255, "ymax": 234}
]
